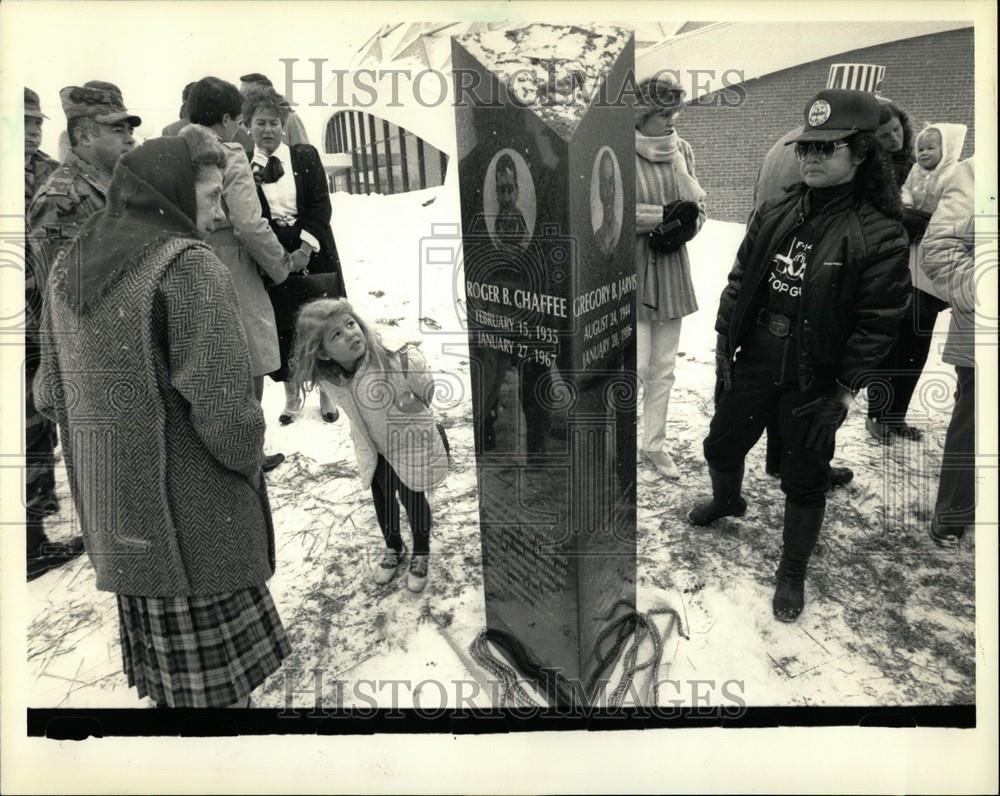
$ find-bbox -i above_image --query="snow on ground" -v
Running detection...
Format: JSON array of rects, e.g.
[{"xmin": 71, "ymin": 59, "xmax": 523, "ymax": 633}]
[{"xmin": 27, "ymin": 185, "xmax": 975, "ymax": 710}]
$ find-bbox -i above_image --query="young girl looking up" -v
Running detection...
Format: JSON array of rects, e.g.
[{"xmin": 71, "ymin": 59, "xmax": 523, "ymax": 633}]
[{"xmin": 291, "ymin": 299, "xmax": 449, "ymax": 591}]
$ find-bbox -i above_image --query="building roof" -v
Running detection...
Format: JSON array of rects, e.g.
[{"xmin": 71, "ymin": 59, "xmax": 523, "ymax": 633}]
[{"xmin": 636, "ymin": 20, "xmax": 973, "ymax": 99}]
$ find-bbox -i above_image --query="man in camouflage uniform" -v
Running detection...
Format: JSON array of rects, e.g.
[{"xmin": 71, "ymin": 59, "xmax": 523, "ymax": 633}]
[
  {"xmin": 25, "ymin": 81, "xmax": 140, "ymax": 580},
  {"xmin": 24, "ymin": 87, "xmax": 60, "ymax": 559},
  {"xmin": 24, "ymin": 88, "xmax": 60, "ymax": 207}
]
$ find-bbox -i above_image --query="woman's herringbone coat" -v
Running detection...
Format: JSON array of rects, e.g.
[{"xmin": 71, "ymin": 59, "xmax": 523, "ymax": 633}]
[{"xmin": 35, "ymin": 237, "xmax": 276, "ymax": 596}]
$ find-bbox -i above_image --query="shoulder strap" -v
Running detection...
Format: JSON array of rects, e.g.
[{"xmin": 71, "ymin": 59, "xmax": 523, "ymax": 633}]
[{"xmin": 396, "ymin": 344, "xmax": 435, "ymax": 408}]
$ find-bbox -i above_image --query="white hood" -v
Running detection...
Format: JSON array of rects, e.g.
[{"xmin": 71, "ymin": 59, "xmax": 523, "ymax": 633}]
[
  {"xmin": 902, "ymin": 122, "xmax": 969, "ymax": 213},
  {"xmin": 917, "ymin": 122, "xmax": 968, "ymax": 172}
]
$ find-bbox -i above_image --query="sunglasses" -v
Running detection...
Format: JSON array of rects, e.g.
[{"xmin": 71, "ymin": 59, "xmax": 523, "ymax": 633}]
[{"xmin": 795, "ymin": 141, "xmax": 850, "ymax": 160}]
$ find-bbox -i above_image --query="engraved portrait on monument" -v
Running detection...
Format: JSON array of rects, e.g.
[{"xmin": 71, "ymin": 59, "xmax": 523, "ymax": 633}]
[
  {"xmin": 591, "ymin": 146, "xmax": 623, "ymax": 255},
  {"xmin": 483, "ymin": 148, "xmax": 536, "ymax": 250}
]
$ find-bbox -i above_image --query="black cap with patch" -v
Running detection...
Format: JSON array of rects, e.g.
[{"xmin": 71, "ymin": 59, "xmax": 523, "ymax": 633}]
[{"xmin": 787, "ymin": 89, "xmax": 881, "ymax": 144}]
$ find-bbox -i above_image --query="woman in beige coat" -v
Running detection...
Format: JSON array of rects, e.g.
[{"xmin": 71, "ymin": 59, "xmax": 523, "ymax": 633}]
[
  {"xmin": 184, "ymin": 78, "xmax": 302, "ymax": 385},
  {"xmin": 184, "ymin": 78, "xmax": 337, "ymax": 470}
]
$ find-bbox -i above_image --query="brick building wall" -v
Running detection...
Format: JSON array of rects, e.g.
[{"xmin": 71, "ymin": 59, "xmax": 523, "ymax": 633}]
[{"xmin": 679, "ymin": 28, "xmax": 975, "ymax": 222}]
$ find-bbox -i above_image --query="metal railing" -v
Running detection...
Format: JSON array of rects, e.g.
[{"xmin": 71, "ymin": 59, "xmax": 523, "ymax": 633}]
[{"xmin": 325, "ymin": 110, "xmax": 448, "ymax": 195}]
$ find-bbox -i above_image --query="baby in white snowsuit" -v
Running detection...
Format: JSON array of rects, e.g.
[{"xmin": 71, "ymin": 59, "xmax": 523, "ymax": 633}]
[{"xmin": 901, "ymin": 122, "xmax": 968, "ymax": 300}]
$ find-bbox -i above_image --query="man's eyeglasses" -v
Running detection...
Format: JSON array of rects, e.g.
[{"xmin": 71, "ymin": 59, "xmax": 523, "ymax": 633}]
[{"xmin": 795, "ymin": 141, "xmax": 850, "ymax": 160}]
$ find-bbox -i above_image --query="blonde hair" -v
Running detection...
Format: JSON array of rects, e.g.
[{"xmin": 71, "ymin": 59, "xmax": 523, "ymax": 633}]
[
  {"xmin": 289, "ymin": 298, "xmax": 391, "ymax": 404},
  {"xmin": 634, "ymin": 74, "xmax": 686, "ymax": 128},
  {"xmin": 916, "ymin": 124, "xmax": 942, "ymax": 145}
]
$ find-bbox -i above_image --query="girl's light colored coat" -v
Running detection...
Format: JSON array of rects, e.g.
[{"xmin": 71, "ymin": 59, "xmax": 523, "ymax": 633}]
[{"xmin": 319, "ymin": 346, "xmax": 449, "ymax": 492}]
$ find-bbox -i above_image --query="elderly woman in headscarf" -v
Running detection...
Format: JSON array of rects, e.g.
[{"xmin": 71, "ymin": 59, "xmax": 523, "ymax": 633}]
[
  {"xmin": 34, "ymin": 130, "xmax": 291, "ymax": 708},
  {"xmin": 633, "ymin": 74, "xmax": 707, "ymax": 480}
]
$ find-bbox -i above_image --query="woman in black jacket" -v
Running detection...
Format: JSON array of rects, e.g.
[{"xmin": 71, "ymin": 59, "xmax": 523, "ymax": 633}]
[
  {"xmin": 688, "ymin": 89, "xmax": 911, "ymax": 623},
  {"xmin": 865, "ymin": 98, "xmax": 945, "ymax": 442},
  {"xmin": 874, "ymin": 98, "xmax": 916, "ymax": 190},
  {"xmin": 244, "ymin": 87, "xmax": 347, "ymax": 427}
]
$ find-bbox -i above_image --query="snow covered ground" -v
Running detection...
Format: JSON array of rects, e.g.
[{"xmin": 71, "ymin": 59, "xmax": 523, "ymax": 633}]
[{"xmin": 27, "ymin": 183, "xmax": 975, "ymax": 710}]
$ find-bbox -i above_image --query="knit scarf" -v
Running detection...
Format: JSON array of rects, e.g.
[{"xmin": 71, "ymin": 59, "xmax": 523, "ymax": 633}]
[
  {"xmin": 635, "ymin": 129, "xmax": 679, "ymax": 163},
  {"xmin": 635, "ymin": 129, "xmax": 706, "ymax": 312}
]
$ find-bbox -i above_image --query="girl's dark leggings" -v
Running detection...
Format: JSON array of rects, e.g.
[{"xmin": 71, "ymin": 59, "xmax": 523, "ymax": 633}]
[{"xmin": 370, "ymin": 455, "xmax": 431, "ymax": 555}]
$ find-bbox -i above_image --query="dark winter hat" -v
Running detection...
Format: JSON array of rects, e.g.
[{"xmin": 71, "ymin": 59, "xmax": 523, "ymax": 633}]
[
  {"xmin": 239, "ymin": 72, "xmax": 273, "ymax": 87},
  {"xmin": 60, "ymin": 80, "xmax": 142, "ymax": 127},
  {"xmin": 787, "ymin": 88, "xmax": 881, "ymax": 144},
  {"xmin": 25, "ymin": 87, "xmax": 48, "ymax": 120}
]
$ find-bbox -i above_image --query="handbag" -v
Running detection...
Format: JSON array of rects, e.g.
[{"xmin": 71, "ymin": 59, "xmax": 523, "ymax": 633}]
[
  {"xmin": 267, "ymin": 270, "xmax": 340, "ymax": 328},
  {"xmin": 649, "ymin": 199, "xmax": 700, "ymax": 254}
]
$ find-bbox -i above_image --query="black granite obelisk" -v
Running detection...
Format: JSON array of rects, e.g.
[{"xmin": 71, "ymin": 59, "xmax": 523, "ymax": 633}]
[{"xmin": 453, "ymin": 24, "xmax": 637, "ymax": 705}]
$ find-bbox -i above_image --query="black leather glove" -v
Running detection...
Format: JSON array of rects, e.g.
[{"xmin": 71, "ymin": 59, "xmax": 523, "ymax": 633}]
[
  {"xmin": 649, "ymin": 199, "xmax": 700, "ymax": 254},
  {"xmin": 714, "ymin": 333, "xmax": 733, "ymax": 404},
  {"xmin": 792, "ymin": 387, "xmax": 853, "ymax": 452}
]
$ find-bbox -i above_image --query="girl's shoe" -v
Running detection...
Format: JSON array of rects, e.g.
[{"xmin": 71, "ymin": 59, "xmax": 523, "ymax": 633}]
[
  {"xmin": 322, "ymin": 408, "xmax": 340, "ymax": 423},
  {"xmin": 641, "ymin": 449, "xmax": 680, "ymax": 481},
  {"xmin": 373, "ymin": 545, "xmax": 406, "ymax": 585},
  {"xmin": 407, "ymin": 555, "xmax": 429, "ymax": 593}
]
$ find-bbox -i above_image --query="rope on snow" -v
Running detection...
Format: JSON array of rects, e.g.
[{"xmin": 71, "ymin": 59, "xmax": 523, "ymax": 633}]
[{"xmin": 469, "ymin": 603, "xmax": 688, "ymax": 708}]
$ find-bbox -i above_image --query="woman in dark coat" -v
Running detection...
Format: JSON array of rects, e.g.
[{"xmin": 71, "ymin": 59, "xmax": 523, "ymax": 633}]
[
  {"xmin": 35, "ymin": 132, "xmax": 291, "ymax": 707},
  {"xmin": 874, "ymin": 98, "xmax": 916, "ymax": 190},
  {"xmin": 243, "ymin": 87, "xmax": 346, "ymax": 425},
  {"xmin": 865, "ymin": 98, "xmax": 945, "ymax": 442},
  {"xmin": 688, "ymin": 89, "xmax": 911, "ymax": 623}
]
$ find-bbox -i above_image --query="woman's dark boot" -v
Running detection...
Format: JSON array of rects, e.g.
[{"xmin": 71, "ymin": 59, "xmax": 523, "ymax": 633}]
[
  {"xmin": 828, "ymin": 466, "xmax": 854, "ymax": 489},
  {"xmin": 687, "ymin": 465, "xmax": 748, "ymax": 526},
  {"xmin": 773, "ymin": 500, "xmax": 825, "ymax": 622}
]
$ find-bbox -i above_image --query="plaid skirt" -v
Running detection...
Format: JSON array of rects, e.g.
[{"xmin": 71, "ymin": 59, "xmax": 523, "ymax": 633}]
[{"xmin": 116, "ymin": 585, "xmax": 291, "ymax": 708}]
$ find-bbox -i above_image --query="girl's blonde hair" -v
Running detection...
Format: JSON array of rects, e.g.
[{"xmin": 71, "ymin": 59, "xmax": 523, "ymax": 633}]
[{"xmin": 289, "ymin": 298, "xmax": 390, "ymax": 403}]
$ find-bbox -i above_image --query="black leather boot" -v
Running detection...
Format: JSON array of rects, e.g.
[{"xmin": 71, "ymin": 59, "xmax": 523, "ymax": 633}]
[
  {"xmin": 687, "ymin": 465, "xmax": 748, "ymax": 526},
  {"xmin": 828, "ymin": 466, "xmax": 854, "ymax": 489},
  {"xmin": 773, "ymin": 500, "xmax": 825, "ymax": 622}
]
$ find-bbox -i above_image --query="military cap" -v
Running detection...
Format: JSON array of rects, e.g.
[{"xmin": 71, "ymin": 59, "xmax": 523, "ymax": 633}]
[
  {"xmin": 25, "ymin": 87, "xmax": 48, "ymax": 119},
  {"xmin": 59, "ymin": 80, "xmax": 142, "ymax": 127}
]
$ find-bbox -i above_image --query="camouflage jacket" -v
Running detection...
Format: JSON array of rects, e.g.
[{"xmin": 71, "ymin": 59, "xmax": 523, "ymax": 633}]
[
  {"xmin": 24, "ymin": 149, "xmax": 60, "ymax": 210},
  {"xmin": 25, "ymin": 150, "xmax": 111, "ymax": 340}
]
